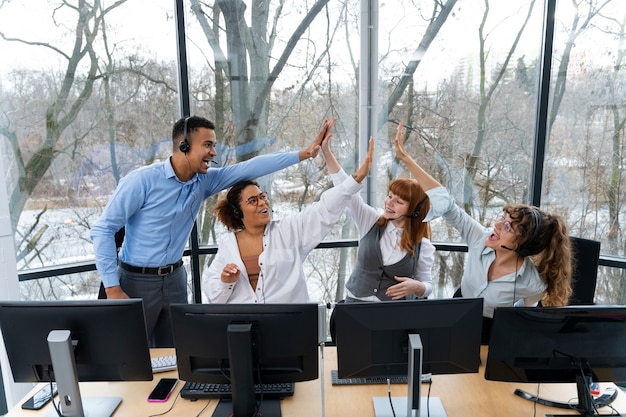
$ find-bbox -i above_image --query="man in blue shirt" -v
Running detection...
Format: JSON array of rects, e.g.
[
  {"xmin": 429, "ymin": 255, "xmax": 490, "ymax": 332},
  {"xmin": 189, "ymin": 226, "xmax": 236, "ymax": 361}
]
[{"xmin": 91, "ymin": 115, "xmax": 330, "ymax": 346}]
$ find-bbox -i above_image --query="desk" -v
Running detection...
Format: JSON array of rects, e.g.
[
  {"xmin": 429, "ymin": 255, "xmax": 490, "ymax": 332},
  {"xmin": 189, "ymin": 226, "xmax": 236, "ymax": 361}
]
[
  {"xmin": 324, "ymin": 346, "xmax": 626, "ymax": 416},
  {"xmin": 6, "ymin": 347, "xmax": 626, "ymax": 417},
  {"xmin": 5, "ymin": 348, "xmax": 321, "ymax": 417}
]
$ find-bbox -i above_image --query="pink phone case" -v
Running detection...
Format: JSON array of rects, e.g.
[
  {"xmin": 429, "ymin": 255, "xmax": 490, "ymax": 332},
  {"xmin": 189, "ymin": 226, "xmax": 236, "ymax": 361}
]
[{"xmin": 147, "ymin": 378, "xmax": 177, "ymax": 402}]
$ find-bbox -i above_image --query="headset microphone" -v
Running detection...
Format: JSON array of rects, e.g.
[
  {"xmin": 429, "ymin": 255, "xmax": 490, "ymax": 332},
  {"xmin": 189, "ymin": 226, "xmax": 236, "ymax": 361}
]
[
  {"xmin": 179, "ymin": 116, "xmax": 191, "ymax": 153},
  {"xmin": 407, "ymin": 196, "xmax": 429, "ymax": 218},
  {"xmin": 501, "ymin": 245, "xmax": 515, "ymax": 251},
  {"xmin": 211, "ymin": 160, "xmax": 219, "ymax": 165}
]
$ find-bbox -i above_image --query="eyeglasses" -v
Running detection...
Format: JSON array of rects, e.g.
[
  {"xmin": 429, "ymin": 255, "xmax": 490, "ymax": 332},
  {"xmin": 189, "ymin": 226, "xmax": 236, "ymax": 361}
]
[
  {"xmin": 495, "ymin": 212, "xmax": 513, "ymax": 234},
  {"xmin": 243, "ymin": 192, "xmax": 269, "ymax": 206}
]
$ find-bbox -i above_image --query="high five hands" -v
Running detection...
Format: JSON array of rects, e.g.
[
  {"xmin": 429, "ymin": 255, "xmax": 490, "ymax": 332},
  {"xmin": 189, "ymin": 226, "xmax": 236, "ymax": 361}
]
[{"xmin": 299, "ymin": 117, "xmax": 337, "ymax": 160}]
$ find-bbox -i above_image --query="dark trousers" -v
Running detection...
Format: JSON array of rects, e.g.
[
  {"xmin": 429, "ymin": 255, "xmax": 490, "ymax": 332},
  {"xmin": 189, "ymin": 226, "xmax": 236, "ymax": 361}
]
[{"xmin": 117, "ymin": 265, "xmax": 188, "ymax": 347}]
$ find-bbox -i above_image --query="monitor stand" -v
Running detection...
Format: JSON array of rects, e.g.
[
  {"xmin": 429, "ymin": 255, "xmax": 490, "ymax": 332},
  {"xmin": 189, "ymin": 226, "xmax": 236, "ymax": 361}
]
[
  {"xmin": 373, "ymin": 397, "xmax": 446, "ymax": 417},
  {"xmin": 373, "ymin": 334, "xmax": 447, "ymax": 417},
  {"xmin": 212, "ymin": 399, "xmax": 281, "ymax": 417},
  {"xmin": 46, "ymin": 330, "xmax": 122, "ymax": 417},
  {"xmin": 211, "ymin": 323, "xmax": 284, "ymax": 417}
]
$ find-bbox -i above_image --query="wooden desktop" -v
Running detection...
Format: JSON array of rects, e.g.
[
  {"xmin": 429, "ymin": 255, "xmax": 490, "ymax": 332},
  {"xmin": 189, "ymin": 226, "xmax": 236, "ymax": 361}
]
[
  {"xmin": 6, "ymin": 346, "xmax": 625, "ymax": 417},
  {"xmin": 324, "ymin": 345, "xmax": 626, "ymax": 416}
]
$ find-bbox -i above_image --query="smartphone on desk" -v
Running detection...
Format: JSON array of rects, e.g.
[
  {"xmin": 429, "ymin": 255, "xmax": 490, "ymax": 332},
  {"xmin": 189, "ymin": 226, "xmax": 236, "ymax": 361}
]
[
  {"xmin": 148, "ymin": 378, "xmax": 178, "ymax": 402},
  {"xmin": 21, "ymin": 382, "xmax": 57, "ymax": 410}
]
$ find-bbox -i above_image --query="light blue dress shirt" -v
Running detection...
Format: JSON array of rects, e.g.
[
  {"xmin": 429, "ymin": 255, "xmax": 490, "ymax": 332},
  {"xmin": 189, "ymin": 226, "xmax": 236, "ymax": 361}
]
[
  {"xmin": 425, "ymin": 186, "xmax": 546, "ymax": 318},
  {"xmin": 91, "ymin": 151, "xmax": 300, "ymax": 287}
]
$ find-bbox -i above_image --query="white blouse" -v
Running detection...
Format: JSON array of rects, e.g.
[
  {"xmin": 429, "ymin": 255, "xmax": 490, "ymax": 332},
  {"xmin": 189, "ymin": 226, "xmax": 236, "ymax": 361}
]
[{"xmin": 204, "ymin": 175, "xmax": 364, "ymax": 304}]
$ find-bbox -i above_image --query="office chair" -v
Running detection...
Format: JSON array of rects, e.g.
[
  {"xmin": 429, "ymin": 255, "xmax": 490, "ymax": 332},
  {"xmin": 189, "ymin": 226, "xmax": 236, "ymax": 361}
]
[{"xmin": 568, "ymin": 236, "xmax": 600, "ymax": 305}]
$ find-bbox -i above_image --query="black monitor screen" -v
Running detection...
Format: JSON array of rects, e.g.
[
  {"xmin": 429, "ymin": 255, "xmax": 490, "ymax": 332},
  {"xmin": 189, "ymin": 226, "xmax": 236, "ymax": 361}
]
[
  {"xmin": 0, "ymin": 299, "xmax": 153, "ymax": 383},
  {"xmin": 171, "ymin": 303, "xmax": 319, "ymax": 383},
  {"xmin": 485, "ymin": 305, "xmax": 626, "ymax": 384},
  {"xmin": 170, "ymin": 303, "xmax": 319, "ymax": 416},
  {"xmin": 333, "ymin": 298, "xmax": 483, "ymax": 379}
]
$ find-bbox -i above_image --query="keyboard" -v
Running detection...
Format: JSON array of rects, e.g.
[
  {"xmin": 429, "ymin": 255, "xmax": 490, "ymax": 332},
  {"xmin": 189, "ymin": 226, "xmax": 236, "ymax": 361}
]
[
  {"xmin": 330, "ymin": 370, "xmax": 432, "ymax": 385},
  {"xmin": 180, "ymin": 381, "xmax": 295, "ymax": 400},
  {"xmin": 151, "ymin": 355, "xmax": 177, "ymax": 373}
]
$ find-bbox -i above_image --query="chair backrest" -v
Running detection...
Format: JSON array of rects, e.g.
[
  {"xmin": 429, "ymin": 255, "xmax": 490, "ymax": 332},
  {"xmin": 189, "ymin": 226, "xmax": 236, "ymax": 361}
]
[{"xmin": 569, "ymin": 236, "xmax": 601, "ymax": 305}]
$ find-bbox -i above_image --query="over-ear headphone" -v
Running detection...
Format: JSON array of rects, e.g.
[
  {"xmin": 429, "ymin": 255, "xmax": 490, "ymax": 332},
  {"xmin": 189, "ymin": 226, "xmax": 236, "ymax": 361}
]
[
  {"xmin": 408, "ymin": 196, "xmax": 429, "ymax": 218},
  {"xmin": 229, "ymin": 202, "xmax": 243, "ymax": 220},
  {"xmin": 515, "ymin": 207, "xmax": 542, "ymax": 257},
  {"xmin": 179, "ymin": 116, "xmax": 191, "ymax": 153}
]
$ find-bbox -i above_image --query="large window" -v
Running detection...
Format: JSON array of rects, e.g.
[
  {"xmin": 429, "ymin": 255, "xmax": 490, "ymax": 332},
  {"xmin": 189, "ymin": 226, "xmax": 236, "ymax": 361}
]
[
  {"xmin": 1, "ymin": 0, "xmax": 626, "ymax": 306},
  {"xmin": 0, "ymin": 0, "xmax": 180, "ymax": 299},
  {"xmin": 542, "ymin": 1, "xmax": 626, "ymax": 304}
]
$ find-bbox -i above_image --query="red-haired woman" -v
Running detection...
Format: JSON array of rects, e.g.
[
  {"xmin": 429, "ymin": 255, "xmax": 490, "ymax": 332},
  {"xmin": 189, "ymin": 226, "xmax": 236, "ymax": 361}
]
[{"xmin": 322, "ymin": 133, "xmax": 434, "ymax": 302}]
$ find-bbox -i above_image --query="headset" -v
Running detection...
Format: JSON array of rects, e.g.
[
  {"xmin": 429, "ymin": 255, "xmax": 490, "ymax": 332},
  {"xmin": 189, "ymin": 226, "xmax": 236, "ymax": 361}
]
[
  {"xmin": 229, "ymin": 202, "xmax": 243, "ymax": 220},
  {"xmin": 515, "ymin": 207, "xmax": 542, "ymax": 257},
  {"xmin": 178, "ymin": 116, "xmax": 191, "ymax": 153},
  {"xmin": 407, "ymin": 196, "xmax": 429, "ymax": 218}
]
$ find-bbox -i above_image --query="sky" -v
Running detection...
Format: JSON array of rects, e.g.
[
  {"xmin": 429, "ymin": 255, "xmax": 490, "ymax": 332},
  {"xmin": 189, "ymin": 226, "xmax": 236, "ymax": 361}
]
[{"xmin": 0, "ymin": 0, "xmax": 176, "ymax": 74}]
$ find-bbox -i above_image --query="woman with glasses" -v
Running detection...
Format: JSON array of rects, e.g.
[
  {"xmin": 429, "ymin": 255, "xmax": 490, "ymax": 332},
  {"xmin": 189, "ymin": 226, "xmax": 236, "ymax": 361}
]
[
  {"xmin": 204, "ymin": 119, "xmax": 374, "ymax": 304},
  {"xmin": 393, "ymin": 121, "xmax": 573, "ymax": 343}
]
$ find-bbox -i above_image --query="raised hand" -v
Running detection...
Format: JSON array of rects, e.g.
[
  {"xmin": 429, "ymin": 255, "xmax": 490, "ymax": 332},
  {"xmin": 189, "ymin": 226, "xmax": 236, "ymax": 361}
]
[
  {"xmin": 394, "ymin": 121, "xmax": 411, "ymax": 162},
  {"xmin": 352, "ymin": 137, "xmax": 374, "ymax": 183}
]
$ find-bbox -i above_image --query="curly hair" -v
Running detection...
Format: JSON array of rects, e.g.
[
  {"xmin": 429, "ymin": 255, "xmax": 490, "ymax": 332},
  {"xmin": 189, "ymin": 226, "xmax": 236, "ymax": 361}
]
[
  {"xmin": 376, "ymin": 178, "xmax": 431, "ymax": 257},
  {"xmin": 503, "ymin": 204, "xmax": 573, "ymax": 306},
  {"xmin": 214, "ymin": 180, "xmax": 260, "ymax": 232}
]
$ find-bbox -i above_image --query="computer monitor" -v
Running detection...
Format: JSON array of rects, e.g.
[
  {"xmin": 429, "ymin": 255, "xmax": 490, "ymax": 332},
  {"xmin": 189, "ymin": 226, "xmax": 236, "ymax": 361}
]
[
  {"xmin": 333, "ymin": 298, "xmax": 484, "ymax": 417},
  {"xmin": 170, "ymin": 303, "xmax": 319, "ymax": 417},
  {"xmin": 334, "ymin": 298, "xmax": 483, "ymax": 378},
  {"xmin": 485, "ymin": 305, "xmax": 626, "ymax": 416},
  {"xmin": 0, "ymin": 299, "xmax": 153, "ymax": 417}
]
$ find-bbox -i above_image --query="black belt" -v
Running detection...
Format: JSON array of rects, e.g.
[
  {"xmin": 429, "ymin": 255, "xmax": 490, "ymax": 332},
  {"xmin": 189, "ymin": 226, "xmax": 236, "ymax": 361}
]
[{"xmin": 118, "ymin": 259, "xmax": 183, "ymax": 276}]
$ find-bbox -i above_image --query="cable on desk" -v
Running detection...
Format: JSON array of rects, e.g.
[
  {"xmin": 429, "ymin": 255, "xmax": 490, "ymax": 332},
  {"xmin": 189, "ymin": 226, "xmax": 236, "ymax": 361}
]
[
  {"xmin": 194, "ymin": 397, "xmax": 213, "ymax": 417},
  {"xmin": 387, "ymin": 378, "xmax": 396, "ymax": 417},
  {"xmin": 425, "ymin": 377, "xmax": 433, "ymax": 417},
  {"xmin": 535, "ymin": 383, "xmax": 539, "ymax": 417},
  {"xmin": 45, "ymin": 367, "xmax": 63, "ymax": 417},
  {"xmin": 148, "ymin": 391, "xmax": 181, "ymax": 417},
  {"xmin": 320, "ymin": 341, "xmax": 326, "ymax": 417}
]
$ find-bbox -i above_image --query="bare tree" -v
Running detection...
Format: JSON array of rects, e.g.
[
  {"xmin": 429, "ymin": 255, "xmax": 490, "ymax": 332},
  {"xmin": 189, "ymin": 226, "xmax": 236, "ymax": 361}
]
[
  {"xmin": 598, "ymin": 8, "xmax": 626, "ymax": 304},
  {"xmin": 462, "ymin": 0, "xmax": 537, "ymax": 212},
  {"xmin": 190, "ymin": 0, "xmax": 333, "ymax": 160},
  {"xmin": 0, "ymin": 0, "xmax": 128, "ymax": 229},
  {"xmin": 378, "ymin": 0, "xmax": 458, "ymax": 131}
]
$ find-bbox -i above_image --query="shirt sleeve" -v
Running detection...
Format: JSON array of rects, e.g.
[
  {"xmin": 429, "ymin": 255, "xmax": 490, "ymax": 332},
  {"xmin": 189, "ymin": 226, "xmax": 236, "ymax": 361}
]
[
  {"xmin": 329, "ymin": 169, "xmax": 349, "ymax": 186},
  {"xmin": 203, "ymin": 234, "xmax": 242, "ymax": 303},
  {"xmin": 414, "ymin": 238, "xmax": 435, "ymax": 298},
  {"xmin": 330, "ymin": 168, "xmax": 379, "ymax": 238},
  {"xmin": 426, "ymin": 186, "xmax": 488, "ymax": 249},
  {"xmin": 517, "ymin": 266, "xmax": 547, "ymax": 307},
  {"xmin": 201, "ymin": 151, "xmax": 301, "ymax": 198},
  {"xmin": 424, "ymin": 186, "xmax": 456, "ymax": 222},
  {"xmin": 279, "ymin": 174, "xmax": 364, "ymax": 254},
  {"xmin": 90, "ymin": 172, "xmax": 146, "ymax": 287}
]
